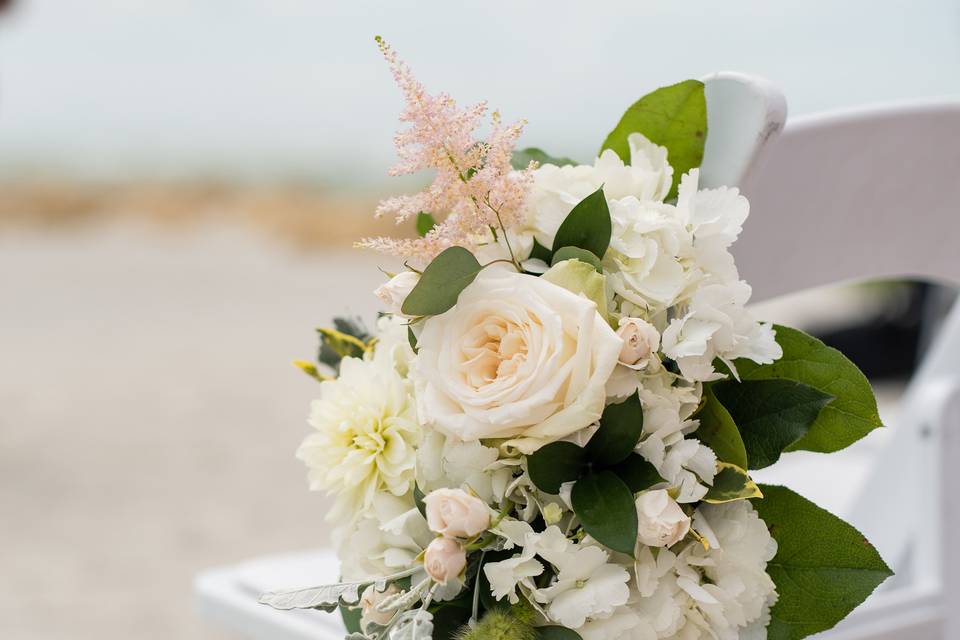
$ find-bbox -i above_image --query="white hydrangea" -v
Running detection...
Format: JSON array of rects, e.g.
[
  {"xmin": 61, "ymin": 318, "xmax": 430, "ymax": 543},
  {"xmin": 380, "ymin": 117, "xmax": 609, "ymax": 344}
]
[{"xmin": 632, "ymin": 500, "xmax": 778, "ymax": 639}]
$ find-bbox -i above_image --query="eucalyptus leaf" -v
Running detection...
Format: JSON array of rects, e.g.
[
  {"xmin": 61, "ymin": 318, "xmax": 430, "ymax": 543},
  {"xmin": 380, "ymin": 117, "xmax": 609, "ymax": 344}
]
[
  {"xmin": 695, "ymin": 386, "xmax": 748, "ymax": 469},
  {"xmin": 702, "ymin": 462, "xmax": 762, "ymax": 504},
  {"xmin": 713, "ymin": 379, "xmax": 833, "ymax": 469},
  {"xmin": 551, "ymin": 246, "xmax": 602, "ymax": 273},
  {"xmin": 541, "ymin": 258, "xmax": 608, "ymax": 319},
  {"xmin": 415, "ymin": 212, "xmax": 437, "ymax": 237},
  {"xmin": 389, "ymin": 609, "xmax": 434, "ymax": 640},
  {"xmin": 551, "ymin": 186, "xmax": 611, "ymax": 260},
  {"xmin": 527, "ymin": 441, "xmax": 586, "ymax": 494},
  {"xmin": 511, "ymin": 147, "xmax": 577, "ymax": 170},
  {"xmin": 401, "ymin": 247, "xmax": 483, "ymax": 317},
  {"xmin": 600, "ymin": 80, "xmax": 707, "ymax": 199},
  {"xmin": 756, "ymin": 485, "xmax": 893, "ymax": 640},
  {"xmin": 610, "ymin": 452, "xmax": 664, "ymax": 493},
  {"xmin": 571, "ymin": 470, "xmax": 638, "ymax": 556},
  {"xmin": 585, "ymin": 392, "xmax": 644, "ymax": 467},
  {"xmin": 535, "ymin": 626, "xmax": 583, "ymax": 639},
  {"xmin": 731, "ymin": 325, "xmax": 883, "ymax": 454}
]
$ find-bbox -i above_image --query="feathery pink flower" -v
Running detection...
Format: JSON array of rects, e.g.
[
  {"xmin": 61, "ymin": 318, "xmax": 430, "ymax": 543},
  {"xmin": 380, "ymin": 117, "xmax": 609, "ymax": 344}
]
[{"xmin": 357, "ymin": 37, "xmax": 533, "ymax": 265}]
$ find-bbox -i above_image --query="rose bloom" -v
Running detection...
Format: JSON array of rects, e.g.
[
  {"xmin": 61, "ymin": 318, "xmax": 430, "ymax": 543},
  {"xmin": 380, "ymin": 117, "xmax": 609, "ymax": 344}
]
[
  {"xmin": 616, "ymin": 317, "xmax": 661, "ymax": 369},
  {"xmin": 423, "ymin": 488, "xmax": 490, "ymax": 539},
  {"xmin": 374, "ymin": 271, "xmax": 420, "ymax": 316},
  {"xmin": 414, "ymin": 269, "xmax": 622, "ymax": 453},
  {"xmin": 424, "ymin": 537, "xmax": 466, "ymax": 584},
  {"xmin": 636, "ymin": 489, "xmax": 691, "ymax": 548}
]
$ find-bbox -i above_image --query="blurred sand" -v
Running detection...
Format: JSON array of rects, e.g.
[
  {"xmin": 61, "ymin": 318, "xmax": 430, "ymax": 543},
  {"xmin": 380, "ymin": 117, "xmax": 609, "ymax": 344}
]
[{"xmin": 0, "ymin": 222, "xmax": 394, "ymax": 639}]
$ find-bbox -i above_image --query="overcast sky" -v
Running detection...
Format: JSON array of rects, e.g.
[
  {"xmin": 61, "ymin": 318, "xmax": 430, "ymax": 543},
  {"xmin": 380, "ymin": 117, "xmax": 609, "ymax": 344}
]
[{"xmin": 1, "ymin": 0, "xmax": 958, "ymax": 185}]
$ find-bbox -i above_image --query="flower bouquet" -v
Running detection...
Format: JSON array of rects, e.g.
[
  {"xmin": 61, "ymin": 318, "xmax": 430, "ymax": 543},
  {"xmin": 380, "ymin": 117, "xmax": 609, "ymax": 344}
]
[{"xmin": 259, "ymin": 39, "xmax": 892, "ymax": 640}]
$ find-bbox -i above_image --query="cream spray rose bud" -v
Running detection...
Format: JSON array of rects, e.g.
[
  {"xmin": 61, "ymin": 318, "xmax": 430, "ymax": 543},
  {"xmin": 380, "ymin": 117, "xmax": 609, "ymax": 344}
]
[
  {"xmin": 617, "ymin": 317, "xmax": 660, "ymax": 369},
  {"xmin": 423, "ymin": 488, "xmax": 490, "ymax": 538},
  {"xmin": 636, "ymin": 489, "xmax": 691, "ymax": 548},
  {"xmin": 424, "ymin": 537, "xmax": 466, "ymax": 584},
  {"xmin": 358, "ymin": 583, "xmax": 400, "ymax": 627},
  {"xmin": 374, "ymin": 271, "xmax": 420, "ymax": 316}
]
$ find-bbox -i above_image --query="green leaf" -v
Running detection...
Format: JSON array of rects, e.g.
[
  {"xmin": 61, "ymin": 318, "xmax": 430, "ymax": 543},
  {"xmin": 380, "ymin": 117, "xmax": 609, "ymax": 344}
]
[
  {"xmin": 401, "ymin": 247, "xmax": 483, "ymax": 317},
  {"xmin": 610, "ymin": 452, "xmax": 664, "ymax": 493},
  {"xmin": 527, "ymin": 441, "xmax": 586, "ymax": 494},
  {"xmin": 317, "ymin": 326, "xmax": 368, "ymax": 370},
  {"xmin": 529, "ymin": 238, "xmax": 553, "ymax": 263},
  {"xmin": 702, "ymin": 462, "xmax": 763, "ymax": 504},
  {"xmin": 551, "ymin": 186, "xmax": 611, "ymax": 260},
  {"xmin": 540, "ymin": 258, "xmax": 608, "ymax": 320},
  {"xmin": 755, "ymin": 485, "xmax": 893, "ymax": 640},
  {"xmin": 571, "ymin": 471, "xmax": 638, "ymax": 556},
  {"xmin": 535, "ymin": 627, "xmax": 583, "ymax": 640},
  {"xmin": 512, "ymin": 147, "xmax": 577, "ymax": 170},
  {"xmin": 713, "ymin": 379, "xmax": 833, "ymax": 470},
  {"xmin": 415, "ymin": 212, "xmax": 436, "ymax": 237},
  {"xmin": 414, "ymin": 483, "xmax": 427, "ymax": 518},
  {"xmin": 551, "ymin": 246, "xmax": 602, "ymax": 273},
  {"xmin": 695, "ymin": 386, "xmax": 748, "ymax": 469},
  {"xmin": 407, "ymin": 326, "xmax": 419, "ymax": 354},
  {"xmin": 585, "ymin": 392, "xmax": 644, "ymax": 467},
  {"xmin": 732, "ymin": 325, "xmax": 883, "ymax": 454},
  {"xmin": 340, "ymin": 604, "xmax": 362, "ymax": 634},
  {"xmin": 600, "ymin": 79, "xmax": 707, "ymax": 199}
]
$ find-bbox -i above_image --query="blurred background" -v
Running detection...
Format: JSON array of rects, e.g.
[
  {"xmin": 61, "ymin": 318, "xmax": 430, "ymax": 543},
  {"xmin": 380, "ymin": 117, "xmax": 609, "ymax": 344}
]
[{"xmin": 1, "ymin": 1, "xmax": 959, "ymax": 639}]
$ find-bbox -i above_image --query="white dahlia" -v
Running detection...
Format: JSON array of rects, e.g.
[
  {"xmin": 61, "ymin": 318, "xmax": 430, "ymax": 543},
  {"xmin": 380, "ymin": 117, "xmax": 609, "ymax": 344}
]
[{"xmin": 297, "ymin": 349, "xmax": 421, "ymax": 521}]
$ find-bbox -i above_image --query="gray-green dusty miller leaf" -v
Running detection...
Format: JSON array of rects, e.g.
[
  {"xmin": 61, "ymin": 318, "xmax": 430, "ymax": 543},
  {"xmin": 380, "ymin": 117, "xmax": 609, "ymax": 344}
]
[
  {"xmin": 389, "ymin": 610, "xmax": 434, "ymax": 640},
  {"xmin": 259, "ymin": 580, "xmax": 371, "ymax": 611}
]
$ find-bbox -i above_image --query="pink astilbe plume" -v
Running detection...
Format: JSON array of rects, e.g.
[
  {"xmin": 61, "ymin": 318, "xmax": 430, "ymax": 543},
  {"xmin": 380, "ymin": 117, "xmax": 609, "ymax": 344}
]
[{"xmin": 357, "ymin": 37, "xmax": 533, "ymax": 264}]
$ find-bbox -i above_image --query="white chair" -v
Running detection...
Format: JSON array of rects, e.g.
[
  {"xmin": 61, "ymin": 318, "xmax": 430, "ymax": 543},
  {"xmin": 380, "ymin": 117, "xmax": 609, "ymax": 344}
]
[{"xmin": 194, "ymin": 76, "xmax": 960, "ymax": 640}]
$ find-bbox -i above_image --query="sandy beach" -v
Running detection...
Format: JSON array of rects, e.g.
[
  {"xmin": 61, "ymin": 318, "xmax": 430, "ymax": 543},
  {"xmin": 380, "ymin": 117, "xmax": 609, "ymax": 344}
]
[{"xmin": 0, "ymin": 222, "xmax": 393, "ymax": 639}]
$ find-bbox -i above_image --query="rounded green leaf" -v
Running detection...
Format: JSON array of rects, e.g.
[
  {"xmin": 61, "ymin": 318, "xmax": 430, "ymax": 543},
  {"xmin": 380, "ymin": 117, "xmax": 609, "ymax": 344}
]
[
  {"xmin": 401, "ymin": 247, "xmax": 483, "ymax": 317},
  {"xmin": 609, "ymin": 452, "xmax": 664, "ymax": 493},
  {"xmin": 527, "ymin": 441, "xmax": 586, "ymax": 494},
  {"xmin": 551, "ymin": 186, "xmax": 611, "ymax": 260},
  {"xmin": 732, "ymin": 325, "xmax": 883, "ymax": 454},
  {"xmin": 584, "ymin": 392, "xmax": 644, "ymax": 467},
  {"xmin": 713, "ymin": 378, "xmax": 833, "ymax": 470},
  {"xmin": 600, "ymin": 80, "xmax": 707, "ymax": 199},
  {"xmin": 415, "ymin": 212, "xmax": 437, "ymax": 237},
  {"xmin": 755, "ymin": 485, "xmax": 893, "ymax": 640},
  {"xmin": 571, "ymin": 471, "xmax": 638, "ymax": 556},
  {"xmin": 551, "ymin": 247, "xmax": 602, "ymax": 273},
  {"xmin": 512, "ymin": 147, "xmax": 577, "ymax": 170},
  {"xmin": 695, "ymin": 385, "xmax": 748, "ymax": 469}
]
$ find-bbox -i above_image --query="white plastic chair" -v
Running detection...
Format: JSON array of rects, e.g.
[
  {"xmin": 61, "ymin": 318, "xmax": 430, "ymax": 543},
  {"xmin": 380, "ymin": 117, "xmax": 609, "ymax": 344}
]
[{"xmin": 194, "ymin": 76, "xmax": 960, "ymax": 640}]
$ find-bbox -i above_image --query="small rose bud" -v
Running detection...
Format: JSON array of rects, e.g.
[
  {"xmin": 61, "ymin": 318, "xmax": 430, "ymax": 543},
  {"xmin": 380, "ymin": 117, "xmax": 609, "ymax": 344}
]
[
  {"xmin": 374, "ymin": 271, "xmax": 420, "ymax": 316},
  {"xmin": 358, "ymin": 583, "xmax": 400, "ymax": 627},
  {"xmin": 616, "ymin": 317, "xmax": 661, "ymax": 369},
  {"xmin": 423, "ymin": 537, "xmax": 466, "ymax": 584},
  {"xmin": 423, "ymin": 488, "xmax": 490, "ymax": 538},
  {"xmin": 635, "ymin": 489, "xmax": 691, "ymax": 548}
]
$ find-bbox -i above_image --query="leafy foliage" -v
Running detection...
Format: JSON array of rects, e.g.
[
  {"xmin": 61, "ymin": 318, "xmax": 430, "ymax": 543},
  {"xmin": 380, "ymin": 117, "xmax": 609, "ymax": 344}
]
[
  {"xmin": 571, "ymin": 470, "xmax": 639, "ymax": 556},
  {"xmin": 551, "ymin": 246, "xmax": 602, "ymax": 273},
  {"xmin": 401, "ymin": 247, "xmax": 483, "ymax": 317},
  {"xmin": 540, "ymin": 258, "xmax": 608, "ymax": 319},
  {"xmin": 534, "ymin": 627, "xmax": 583, "ymax": 639},
  {"xmin": 527, "ymin": 441, "xmax": 586, "ymax": 494},
  {"xmin": 317, "ymin": 317, "xmax": 371, "ymax": 371},
  {"xmin": 584, "ymin": 392, "xmax": 644, "ymax": 466},
  {"xmin": 609, "ymin": 452, "xmax": 664, "ymax": 493},
  {"xmin": 732, "ymin": 325, "xmax": 883, "ymax": 454},
  {"xmin": 416, "ymin": 212, "xmax": 437, "ymax": 237},
  {"xmin": 550, "ymin": 186, "xmax": 612, "ymax": 260},
  {"xmin": 756, "ymin": 485, "xmax": 893, "ymax": 640},
  {"xmin": 712, "ymin": 379, "xmax": 833, "ymax": 469},
  {"xmin": 702, "ymin": 463, "xmax": 763, "ymax": 504},
  {"xmin": 511, "ymin": 147, "xmax": 577, "ymax": 170},
  {"xmin": 695, "ymin": 386, "xmax": 748, "ymax": 469},
  {"xmin": 600, "ymin": 80, "xmax": 707, "ymax": 199}
]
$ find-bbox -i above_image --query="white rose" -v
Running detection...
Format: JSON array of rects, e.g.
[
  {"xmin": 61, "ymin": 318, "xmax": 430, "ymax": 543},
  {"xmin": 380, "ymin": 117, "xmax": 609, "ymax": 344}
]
[
  {"xmin": 616, "ymin": 317, "xmax": 660, "ymax": 369},
  {"xmin": 374, "ymin": 271, "xmax": 420, "ymax": 316},
  {"xmin": 423, "ymin": 488, "xmax": 490, "ymax": 539},
  {"xmin": 358, "ymin": 583, "xmax": 401, "ymax": 627},
  {"xmin": 423, "ymin": 537, "xmax": 467, "ymax": 584},
  {"xmin": 635, "ymin": 489, "xmax": 691, "ymax": 548},
  {"xmin": 414, "ymin": 269, "xmax": 622, "ymax": 454}
]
